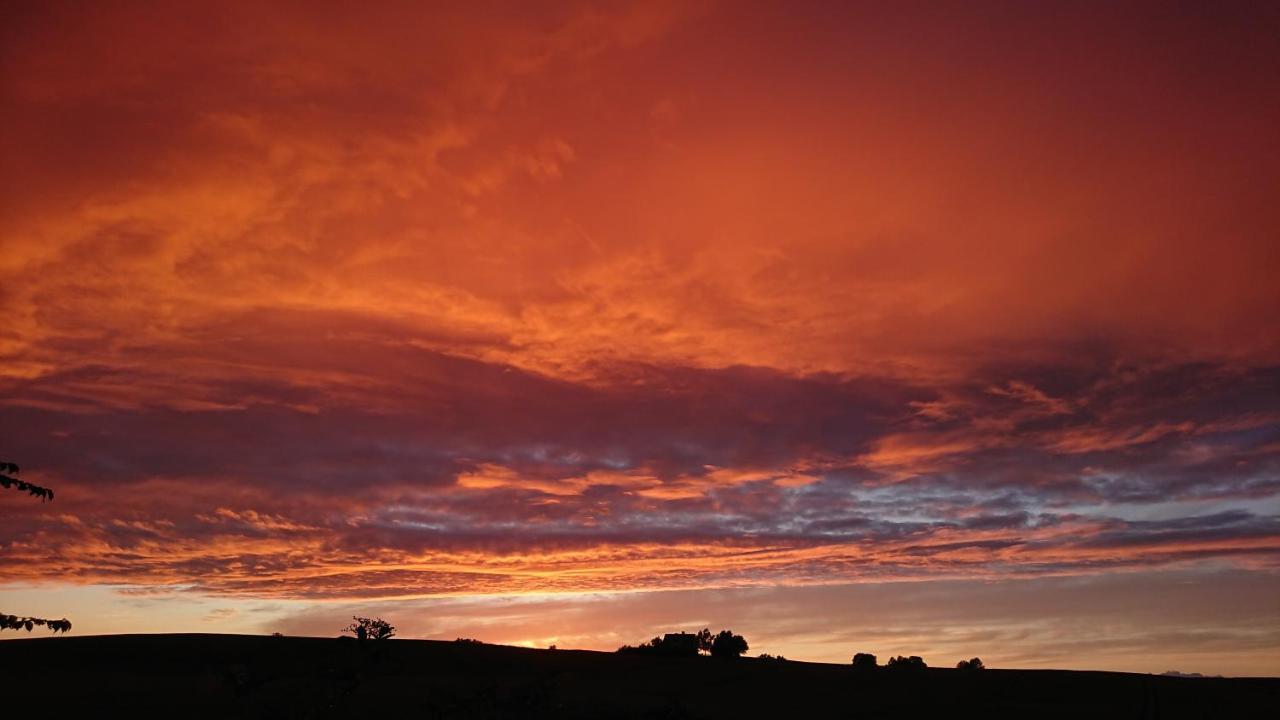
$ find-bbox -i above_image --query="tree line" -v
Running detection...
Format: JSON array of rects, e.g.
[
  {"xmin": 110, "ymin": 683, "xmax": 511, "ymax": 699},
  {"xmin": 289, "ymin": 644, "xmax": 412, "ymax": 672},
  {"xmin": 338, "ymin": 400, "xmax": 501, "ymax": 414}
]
[
  {"xmin": 613, "ymin": 628, "xmax": 986, "ymax": 670},
  {"xmin": 617, "ymin": 628, "xmax": 749, "ymax": 658},
  {"xmin": 854, "ymin": 652, "xmax": 986, "ymax": 671}
]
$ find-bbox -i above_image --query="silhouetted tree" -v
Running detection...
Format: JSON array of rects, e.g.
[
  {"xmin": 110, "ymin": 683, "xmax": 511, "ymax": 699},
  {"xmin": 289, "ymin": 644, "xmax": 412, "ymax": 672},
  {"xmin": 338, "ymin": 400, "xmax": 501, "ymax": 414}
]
[
  {"xmin": 343, "ymin": 616, "xmax": 394, "ymax": 640},
  {"xmin": 957, "ymin": 657, "xmax": 985, "ymax": 670},
  {"xmin": 710, "ymin": 630, "xmax": 749, "ymax": 658},
  {"xmin": 696, "ymin": 627, "xmax": 714, "ymax": 655},
  {"xmin": 886, "ymin": 655, "xmax": 927, "ymax": 670},
  {"xmin": 1, "ymin": 461, "xmax": 71, "ymax": 635},
  {"xmin": 852, "ymin": 652, "xmax": 878, "ymax": 669}
]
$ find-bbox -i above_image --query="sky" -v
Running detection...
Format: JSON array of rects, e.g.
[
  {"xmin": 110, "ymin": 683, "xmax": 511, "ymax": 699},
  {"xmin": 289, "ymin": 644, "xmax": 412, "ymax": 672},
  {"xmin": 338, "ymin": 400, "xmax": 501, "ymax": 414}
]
[{"xmin": 1, "ymin": 1, "xmax": 1278, "ymax": 676}]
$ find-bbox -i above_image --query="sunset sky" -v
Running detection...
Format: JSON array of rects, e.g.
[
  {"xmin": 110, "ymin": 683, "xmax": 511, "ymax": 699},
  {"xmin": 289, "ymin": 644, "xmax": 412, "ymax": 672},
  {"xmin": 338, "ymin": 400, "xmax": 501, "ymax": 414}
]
[{"xmin": 2, "ymin": 1, "xmax": 1278, "ymax": 675}]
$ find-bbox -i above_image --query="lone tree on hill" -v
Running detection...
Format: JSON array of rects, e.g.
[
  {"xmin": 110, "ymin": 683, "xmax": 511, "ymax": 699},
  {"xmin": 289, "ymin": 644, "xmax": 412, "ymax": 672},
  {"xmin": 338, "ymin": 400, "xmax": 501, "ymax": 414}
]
[
  {"xmin": 343, "ymin": 616, "xmax": 395, "ymax": 640},
  {"xmin": 1, "ymin": 461, "xmax": 71, "ymax": 635},
  {"xmin": 957, "ymin": 657, "xmax": 985, "ymax": 670},
  {"xmin": 852, "ymin": 652, "xmax": 878, "ymax": 669},
  {"xmin": 710, "ymin": 629, "xmax": 749, "ymax": 658}
]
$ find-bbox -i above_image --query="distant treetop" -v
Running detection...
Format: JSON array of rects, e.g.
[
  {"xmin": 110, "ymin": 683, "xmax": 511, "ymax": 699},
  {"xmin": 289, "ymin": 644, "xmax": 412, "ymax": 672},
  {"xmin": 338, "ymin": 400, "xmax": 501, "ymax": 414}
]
[
  {"xmin": 886, "ymin": 655, "xmax": 927, "ymax": 670},
  {"xmin": 852, "ymin": 652, "xmax": 877, "ymax": 669},
  {"xmin": 710, "ymin": 630, "xmax": 748, "ymax": 658}
]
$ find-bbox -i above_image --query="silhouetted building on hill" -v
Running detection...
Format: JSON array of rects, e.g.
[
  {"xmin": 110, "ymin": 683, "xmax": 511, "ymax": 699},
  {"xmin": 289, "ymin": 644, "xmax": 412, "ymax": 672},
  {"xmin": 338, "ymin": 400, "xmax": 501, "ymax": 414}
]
[{"xmin": 661, "ymin": 633, "xmax": 700, "ymax": 657}]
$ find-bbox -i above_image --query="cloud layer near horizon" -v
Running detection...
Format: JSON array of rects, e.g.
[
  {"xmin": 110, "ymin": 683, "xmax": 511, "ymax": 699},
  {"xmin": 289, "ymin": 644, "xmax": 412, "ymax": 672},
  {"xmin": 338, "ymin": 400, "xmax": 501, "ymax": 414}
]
[{"xmin": 2, "ymin": 1, "xmax": 1278, "ymax": 665}]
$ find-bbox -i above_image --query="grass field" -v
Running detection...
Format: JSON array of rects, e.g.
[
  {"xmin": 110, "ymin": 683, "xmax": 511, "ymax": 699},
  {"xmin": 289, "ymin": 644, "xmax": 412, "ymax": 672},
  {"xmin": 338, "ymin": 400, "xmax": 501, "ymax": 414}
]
[{"xmin": 2, "ymin": 634, "xmax": 1276, "ymax": 718}]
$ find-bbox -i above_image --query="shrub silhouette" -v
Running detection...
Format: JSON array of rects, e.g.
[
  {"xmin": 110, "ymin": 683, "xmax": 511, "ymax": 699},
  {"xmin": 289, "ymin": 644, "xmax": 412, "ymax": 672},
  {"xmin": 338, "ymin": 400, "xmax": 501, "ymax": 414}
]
[
  {"xmin": 343, "ymin": 616, "xmax": 394, "ymax": 640},
  {"xmin": 710, "ymin": 630, "xmax": 749, "ymax": 658},
  {"xmin": 1, "ymin": 461, "xmax": 71, "ymax": 635},
  {"xmin": 852, "ymin": 652, "xmax": 878, "ymax": 669},
  {"xmin": 886, "ymin": 655, "xmax": 927, "ymax": 670},
  {"xmin": 957, "ymin": 657, "xmax": 985, "ymax": 670},
  {"xmin": 757, "ymin": 653, "xmax": 787, "ymax": 662}
]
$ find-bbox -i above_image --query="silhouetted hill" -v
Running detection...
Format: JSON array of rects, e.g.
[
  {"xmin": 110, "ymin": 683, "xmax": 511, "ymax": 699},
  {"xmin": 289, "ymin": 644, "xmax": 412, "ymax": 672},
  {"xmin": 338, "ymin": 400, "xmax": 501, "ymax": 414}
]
[{"xmin": 2, "ymin": 634, "xmax": 1276, "ymax": 718}]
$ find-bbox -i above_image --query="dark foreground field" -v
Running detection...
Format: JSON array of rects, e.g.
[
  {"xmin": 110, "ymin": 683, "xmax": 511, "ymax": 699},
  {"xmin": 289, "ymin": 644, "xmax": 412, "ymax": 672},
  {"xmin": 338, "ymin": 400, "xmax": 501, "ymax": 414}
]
[{"xmin": 3, "ymin": 634, "xmax": 1276, "ymax": 719}]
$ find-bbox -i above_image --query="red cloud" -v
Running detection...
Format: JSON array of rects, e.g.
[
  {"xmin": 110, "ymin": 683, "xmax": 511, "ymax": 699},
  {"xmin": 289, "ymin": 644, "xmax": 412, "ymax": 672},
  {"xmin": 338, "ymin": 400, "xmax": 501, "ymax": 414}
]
[{"xmin": 1, "ymin": 1, "xmax": 1278, "ymax": 614}]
